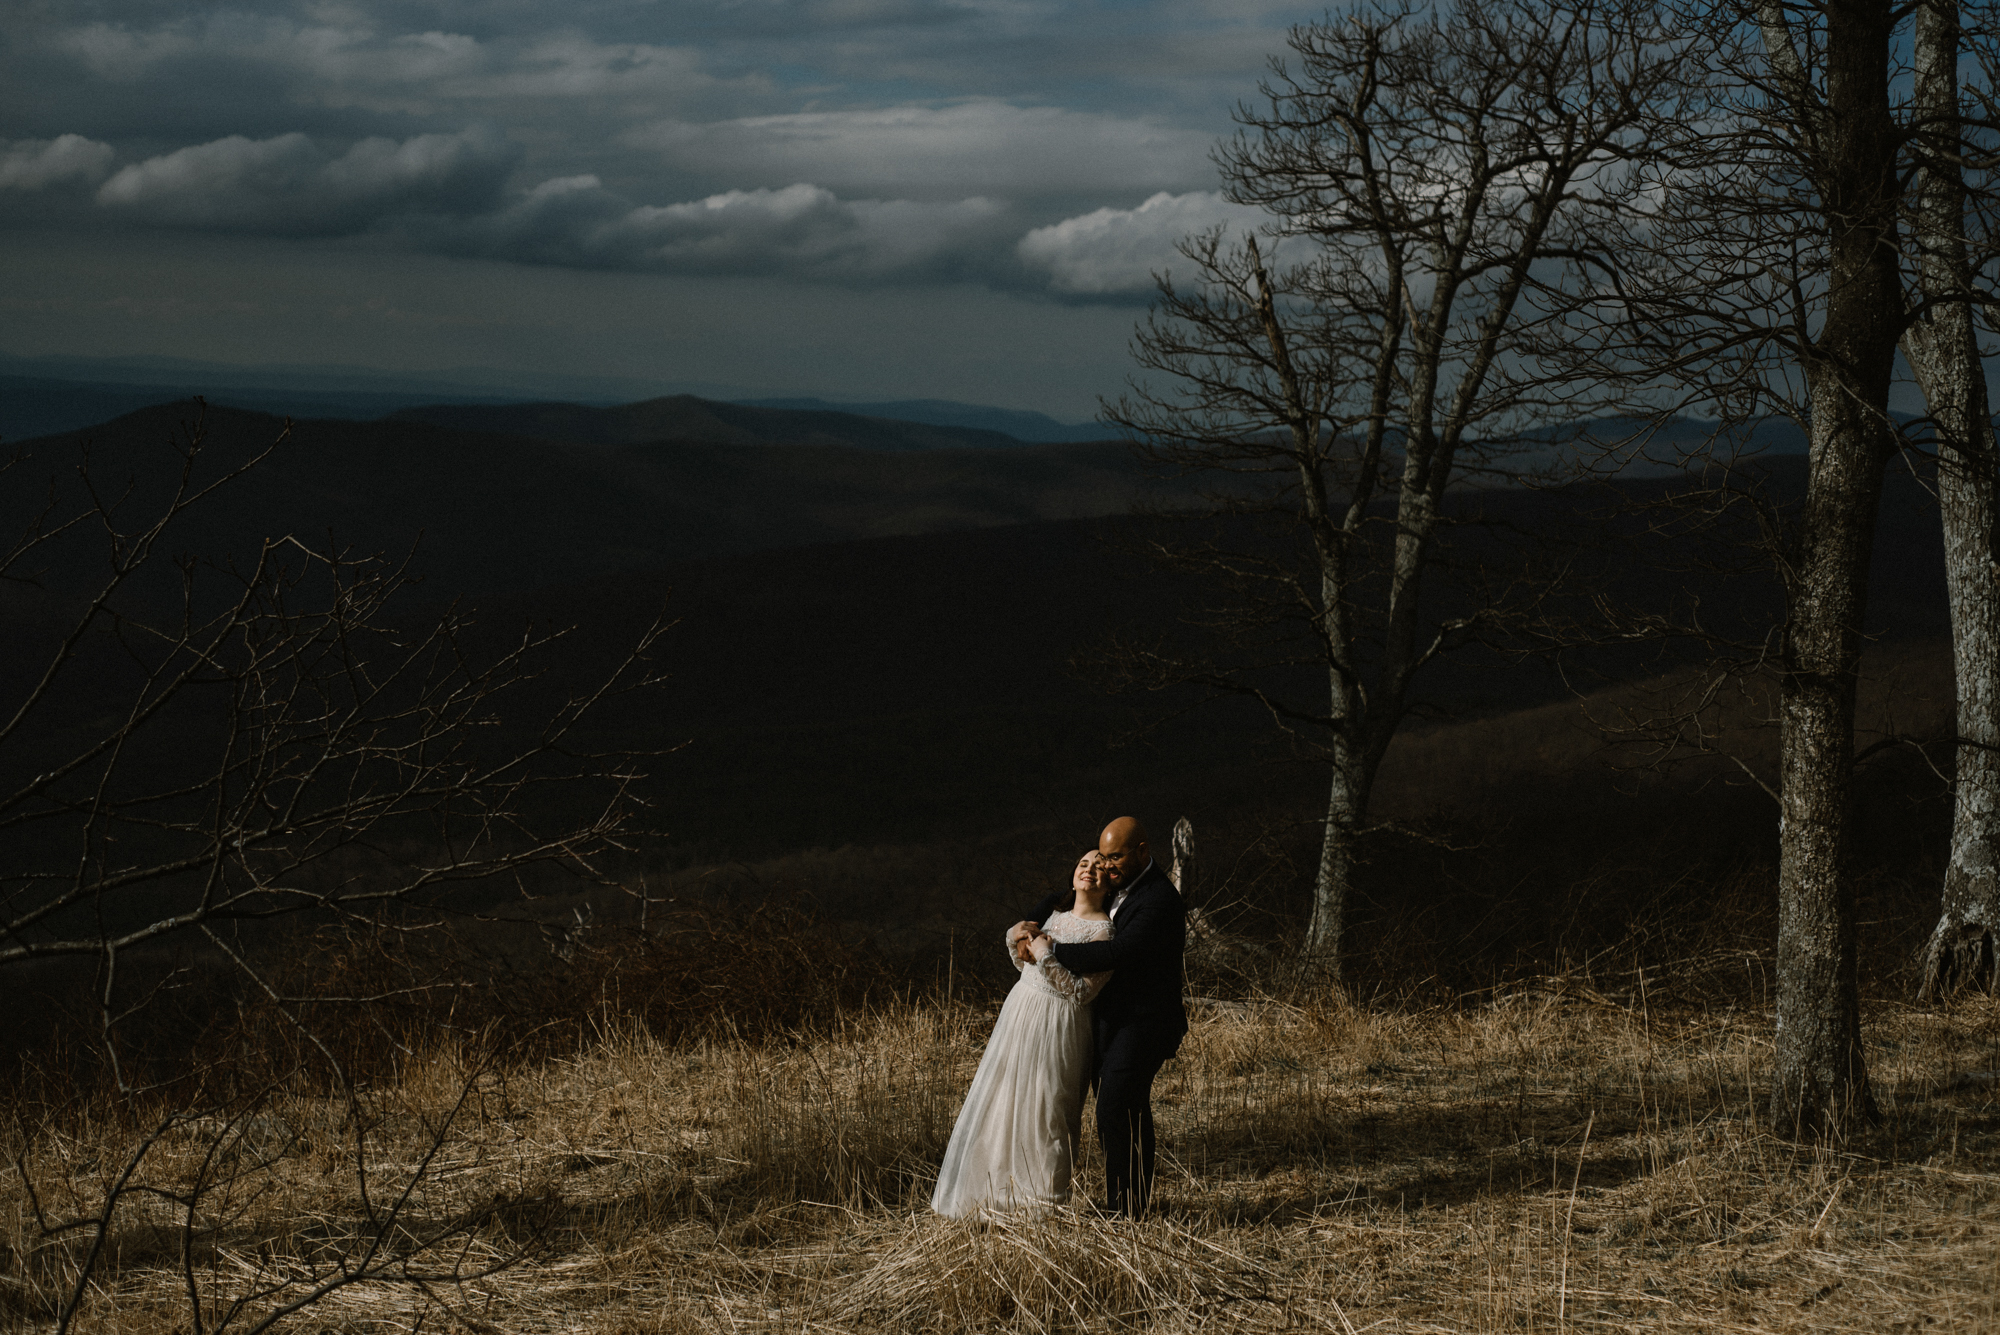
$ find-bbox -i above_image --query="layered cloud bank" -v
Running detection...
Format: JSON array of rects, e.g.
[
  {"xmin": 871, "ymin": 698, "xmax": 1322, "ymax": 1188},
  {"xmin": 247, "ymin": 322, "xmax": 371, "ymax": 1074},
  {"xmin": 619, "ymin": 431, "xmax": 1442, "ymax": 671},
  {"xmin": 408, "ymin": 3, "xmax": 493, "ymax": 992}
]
[
  {"xmin": 449, "ymin": 178, "xmax": 1013, "ymax": 281},
  {"xmin": 5, "ymin": 123, "xmax": 1270, "ymax": 297},
  {"xmin": 0, "ymin": 3, "xmax": 1307, "ymax": 308},
  {"xmin": 0, "ymin": 0, "xmax": 1325, "ymax": 411},
  {"xmin": 94, "ymin": 128, "xmax": 518, "ymax": 234}
]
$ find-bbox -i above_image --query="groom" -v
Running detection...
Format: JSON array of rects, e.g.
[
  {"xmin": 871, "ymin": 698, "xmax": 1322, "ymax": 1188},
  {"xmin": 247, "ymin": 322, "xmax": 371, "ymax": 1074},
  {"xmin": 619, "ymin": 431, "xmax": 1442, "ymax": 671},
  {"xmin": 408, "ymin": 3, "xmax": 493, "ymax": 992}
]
[{"xmin": 1009, "ymin": 816, "xmax": 1188, "ymax": 1217}]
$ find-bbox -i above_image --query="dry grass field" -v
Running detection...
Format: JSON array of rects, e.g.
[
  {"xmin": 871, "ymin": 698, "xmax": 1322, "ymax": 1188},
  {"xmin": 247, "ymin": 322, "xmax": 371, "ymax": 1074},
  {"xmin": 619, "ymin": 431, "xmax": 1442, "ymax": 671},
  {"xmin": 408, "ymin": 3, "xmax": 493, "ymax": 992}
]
[
  {"xmin": 0, "ymin": 642, "xmax": 1978, "ymax": 1334},
  {"xmin": 8, "ymin": 974, "xmax": 2000, "ymax": 1335}
]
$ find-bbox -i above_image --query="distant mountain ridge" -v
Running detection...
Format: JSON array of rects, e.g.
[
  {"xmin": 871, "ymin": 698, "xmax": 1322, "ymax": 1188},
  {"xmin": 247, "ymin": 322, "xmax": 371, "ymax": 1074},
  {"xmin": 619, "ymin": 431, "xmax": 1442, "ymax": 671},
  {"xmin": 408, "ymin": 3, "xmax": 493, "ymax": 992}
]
[
  {"xmin": 0, "ymin": 374, "xmax": 531, "ymax": 443},
  {"xmin": 0, "ymin": 369, "xmax": 1104, "ymax": 450},
  {"xmin": 0, "ymin": 351, "xmax": 754, "ymax": 406},
  {"xmin": 733, "ymin": 397, "xmax": 1107, "ymax": 443},
  {"xmin": 385, "ymin": 396, "xmax": 1036, "ymax": 450}
]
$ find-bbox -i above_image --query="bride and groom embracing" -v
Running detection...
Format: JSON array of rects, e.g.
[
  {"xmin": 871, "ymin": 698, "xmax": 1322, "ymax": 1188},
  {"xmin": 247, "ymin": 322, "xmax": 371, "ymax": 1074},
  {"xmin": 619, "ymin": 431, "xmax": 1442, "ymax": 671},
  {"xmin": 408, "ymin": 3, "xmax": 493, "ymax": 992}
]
[{"xmin": 930, "ymin": 816, "xmax": 1188, "ymax": 1220}]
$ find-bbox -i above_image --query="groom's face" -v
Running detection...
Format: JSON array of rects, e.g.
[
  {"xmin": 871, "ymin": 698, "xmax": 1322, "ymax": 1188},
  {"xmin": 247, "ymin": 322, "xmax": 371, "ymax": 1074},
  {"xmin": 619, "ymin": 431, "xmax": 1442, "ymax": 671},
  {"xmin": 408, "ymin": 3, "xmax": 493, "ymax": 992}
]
[{"xmin": 1097, "ymin": 833, "xmax": 1145, "ymax": 889}]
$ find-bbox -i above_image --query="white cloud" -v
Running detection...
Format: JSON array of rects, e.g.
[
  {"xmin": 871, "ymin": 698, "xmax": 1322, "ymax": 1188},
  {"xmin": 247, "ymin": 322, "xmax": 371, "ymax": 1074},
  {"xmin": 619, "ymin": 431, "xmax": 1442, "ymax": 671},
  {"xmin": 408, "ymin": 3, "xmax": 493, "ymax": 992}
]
[
  {"xmin": 452, "ymin": 176, "xmax": 1012, "ymax": 281},
  {"xmin": 0, "ymin": 135, "xmax": 117, "ymax": 191},
  {"xmin": 626, "ymin": 101, "xmax": 1215, "ymax": 199},
  {"xmin": 95, "ymin": 127, "xmax": 520, "ymax": 234},
  {"xmin": 1018, "ymin": 191, "xmax": 1264, "ymax": 294}
]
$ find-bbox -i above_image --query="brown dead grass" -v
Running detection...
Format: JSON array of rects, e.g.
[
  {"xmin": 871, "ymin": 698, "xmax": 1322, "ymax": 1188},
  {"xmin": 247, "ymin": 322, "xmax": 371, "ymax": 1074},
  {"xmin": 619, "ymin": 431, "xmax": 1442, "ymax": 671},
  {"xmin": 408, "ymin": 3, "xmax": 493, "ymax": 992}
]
[{"xmin": 8, "ymin": 985, "xmax": 2000, "ymax": 1333}]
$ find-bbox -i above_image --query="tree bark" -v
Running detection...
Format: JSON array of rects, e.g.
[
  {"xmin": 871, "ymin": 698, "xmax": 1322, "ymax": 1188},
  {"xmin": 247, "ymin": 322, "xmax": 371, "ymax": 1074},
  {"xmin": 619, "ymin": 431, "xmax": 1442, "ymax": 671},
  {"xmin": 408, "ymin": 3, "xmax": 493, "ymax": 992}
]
[
  {"xmin": 1902, "ymin": 0, "xmax": 2000, "ymax": 1002},
  {"xmin": 1305, "ymin": 742, "xmax": 1367, "ymax": 973},
  {"xmin": 1765, "ymin": 0, "xmax": 1897, "ymax": 1136}
]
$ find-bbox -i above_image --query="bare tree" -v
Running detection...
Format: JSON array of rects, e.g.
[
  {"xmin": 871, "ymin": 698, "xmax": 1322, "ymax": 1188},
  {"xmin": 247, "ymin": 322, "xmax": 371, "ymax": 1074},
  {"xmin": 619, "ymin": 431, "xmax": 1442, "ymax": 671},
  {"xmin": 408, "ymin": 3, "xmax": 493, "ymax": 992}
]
[
  {"xmin": 1536, "ymin": 0, "xmax": 1919, "ymax": 1134},
  {"xmin": 1102, "ymin": 0, "xmax": 1682, "ymax": 981},
  {"xmin": 1903, "ymin": 0, "xmax": 2000, "ymax": 1001}
]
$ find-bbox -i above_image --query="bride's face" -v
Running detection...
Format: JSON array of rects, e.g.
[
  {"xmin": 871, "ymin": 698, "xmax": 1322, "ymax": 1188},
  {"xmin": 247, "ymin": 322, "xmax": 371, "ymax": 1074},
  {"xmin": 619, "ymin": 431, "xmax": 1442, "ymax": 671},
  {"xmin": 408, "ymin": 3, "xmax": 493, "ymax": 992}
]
[{"xmin": 1072, "ymin": 853, "xmax": 1106, "ymax": 903}]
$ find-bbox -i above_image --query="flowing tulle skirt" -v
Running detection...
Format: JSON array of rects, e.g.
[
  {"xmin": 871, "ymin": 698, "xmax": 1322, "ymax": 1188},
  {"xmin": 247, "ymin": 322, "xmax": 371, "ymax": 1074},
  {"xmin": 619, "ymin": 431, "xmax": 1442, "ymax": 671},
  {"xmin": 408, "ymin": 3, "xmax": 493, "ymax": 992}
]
[{"xmin": 930, "ymin": 973, "xmax": 1094, "ymax": 1217}]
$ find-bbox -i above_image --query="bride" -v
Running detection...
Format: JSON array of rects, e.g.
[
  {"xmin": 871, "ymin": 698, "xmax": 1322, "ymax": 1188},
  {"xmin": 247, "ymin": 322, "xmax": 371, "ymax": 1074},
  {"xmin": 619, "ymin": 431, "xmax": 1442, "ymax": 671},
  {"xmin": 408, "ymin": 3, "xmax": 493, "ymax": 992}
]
[{"xmin": 930, "ymin": 852, "xmax": 1114, "ymax": 1217}]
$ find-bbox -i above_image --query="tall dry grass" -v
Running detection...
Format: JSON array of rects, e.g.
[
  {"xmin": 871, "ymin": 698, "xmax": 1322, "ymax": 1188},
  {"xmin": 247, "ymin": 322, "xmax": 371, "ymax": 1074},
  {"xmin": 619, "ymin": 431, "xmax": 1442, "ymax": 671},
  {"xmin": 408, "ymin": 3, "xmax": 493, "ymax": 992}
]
[{"xmin": 8, "ymin": 981, "xmax": 2000, "ymax": 1333}]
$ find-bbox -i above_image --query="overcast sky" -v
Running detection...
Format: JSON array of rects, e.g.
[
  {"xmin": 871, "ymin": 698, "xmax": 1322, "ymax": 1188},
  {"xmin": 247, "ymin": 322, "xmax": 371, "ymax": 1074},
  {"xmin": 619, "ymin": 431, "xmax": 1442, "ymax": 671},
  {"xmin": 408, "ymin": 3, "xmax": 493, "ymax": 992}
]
[{"xmin": 0, "ymin": 0, "xmax": 1321, "ymax": 418}]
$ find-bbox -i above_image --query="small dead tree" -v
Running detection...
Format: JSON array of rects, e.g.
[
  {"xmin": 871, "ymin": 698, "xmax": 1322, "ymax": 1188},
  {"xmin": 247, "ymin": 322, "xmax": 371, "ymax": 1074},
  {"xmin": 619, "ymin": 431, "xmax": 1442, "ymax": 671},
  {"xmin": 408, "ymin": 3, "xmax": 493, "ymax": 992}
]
[
  {"xmin": 1102, "ymin": 0, "xmax": 1684, "ymax": 982},
  {"xmin": 0, "ymin": 411, "xmax": 663, "ymax": 1075},
  {"xmin": 0, "ymin": 406, "xmax": 663, "ymax": 1326},
  {"xmin": 13, "ymin": 1056, "xmax": 553, "ymax": 1335}
]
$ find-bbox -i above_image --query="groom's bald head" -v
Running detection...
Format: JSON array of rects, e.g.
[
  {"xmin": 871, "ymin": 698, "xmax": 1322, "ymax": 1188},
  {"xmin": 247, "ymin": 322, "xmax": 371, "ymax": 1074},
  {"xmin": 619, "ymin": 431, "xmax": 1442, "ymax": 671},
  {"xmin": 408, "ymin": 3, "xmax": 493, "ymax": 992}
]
[{"xmin": 1097, "ymin": 817, "xmax": 1149, "ymax": 890}]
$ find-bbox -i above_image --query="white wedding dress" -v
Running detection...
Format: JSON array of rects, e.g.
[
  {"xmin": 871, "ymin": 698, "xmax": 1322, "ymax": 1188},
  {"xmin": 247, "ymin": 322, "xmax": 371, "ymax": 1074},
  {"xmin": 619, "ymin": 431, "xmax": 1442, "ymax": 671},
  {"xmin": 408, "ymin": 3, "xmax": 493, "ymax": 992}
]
[{"xmin": 930, "ymin": 910, "xmax": 1113, "ymax": 1218}]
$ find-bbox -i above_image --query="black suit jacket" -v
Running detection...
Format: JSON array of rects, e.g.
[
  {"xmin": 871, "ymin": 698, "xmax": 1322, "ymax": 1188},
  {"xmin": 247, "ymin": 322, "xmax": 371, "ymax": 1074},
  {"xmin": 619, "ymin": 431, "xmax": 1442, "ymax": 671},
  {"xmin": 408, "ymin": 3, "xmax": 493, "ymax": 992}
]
[{"xmin": 1028, "ymin": 860, "xmax": 1188, "ymax": 1049}]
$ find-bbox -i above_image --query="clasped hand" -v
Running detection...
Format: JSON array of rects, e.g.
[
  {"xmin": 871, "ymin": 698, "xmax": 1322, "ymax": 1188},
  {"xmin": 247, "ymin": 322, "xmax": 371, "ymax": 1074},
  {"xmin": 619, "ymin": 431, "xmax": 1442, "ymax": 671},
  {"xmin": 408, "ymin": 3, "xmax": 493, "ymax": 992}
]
[{"xmin": 1005, "ymin": 920, "xmax": 1054, "ymax": 964}]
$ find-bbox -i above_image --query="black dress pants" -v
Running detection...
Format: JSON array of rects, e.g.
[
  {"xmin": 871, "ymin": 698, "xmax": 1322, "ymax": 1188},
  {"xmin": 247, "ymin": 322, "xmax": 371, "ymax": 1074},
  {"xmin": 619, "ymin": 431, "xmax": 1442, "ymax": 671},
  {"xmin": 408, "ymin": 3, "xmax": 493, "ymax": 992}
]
[{"xmin": 1092, "ymin": 1023, "xmax": 1181, "ymax": 1216}]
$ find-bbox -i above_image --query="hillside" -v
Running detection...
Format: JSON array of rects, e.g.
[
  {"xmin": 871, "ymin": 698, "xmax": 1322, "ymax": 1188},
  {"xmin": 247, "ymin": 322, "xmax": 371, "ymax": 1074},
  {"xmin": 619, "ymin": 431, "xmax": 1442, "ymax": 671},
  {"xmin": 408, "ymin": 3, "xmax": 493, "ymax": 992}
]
[
  {"xmin": 2, "ymin": 400, "xmax": 1952, "ymax": 779},
  {"xmin": 434, "ymin": 456, "xmax": 1949, "ymax": 866},
  {"xmin": 0, "ymin": 400, "xmax": 1959, "ymax": 950}
]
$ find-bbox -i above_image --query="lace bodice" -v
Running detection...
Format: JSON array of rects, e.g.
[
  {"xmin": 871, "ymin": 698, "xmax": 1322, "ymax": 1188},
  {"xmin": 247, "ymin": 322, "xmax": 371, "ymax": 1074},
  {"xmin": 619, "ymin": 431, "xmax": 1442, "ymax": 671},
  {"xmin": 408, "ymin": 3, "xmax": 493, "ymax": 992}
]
[{"xmin": 1011, "ymin": 910, "xmax": 1114, "ymax": 1005}]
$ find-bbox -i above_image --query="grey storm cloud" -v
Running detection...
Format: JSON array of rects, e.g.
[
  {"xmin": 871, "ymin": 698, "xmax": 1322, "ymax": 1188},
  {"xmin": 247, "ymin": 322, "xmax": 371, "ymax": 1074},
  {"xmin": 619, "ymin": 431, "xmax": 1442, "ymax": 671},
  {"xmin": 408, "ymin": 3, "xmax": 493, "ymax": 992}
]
[
  {"xmin": 624, "ymin": 102, "xmax": 1216, "ymax": 201},
  {"xmin": 53, "ymin": 17, "xmax": 762, "ymax": 119},
  {"xmin": 93, "ymin": 126, "xmax": 521, "ymax": 234},
  {"xmin": 443, "ymin": 175, "xmax": 1018, "ymax": 282},
  {"xmin": 0, "ymin": 136, "xmax": 117, "ymax": 191}
]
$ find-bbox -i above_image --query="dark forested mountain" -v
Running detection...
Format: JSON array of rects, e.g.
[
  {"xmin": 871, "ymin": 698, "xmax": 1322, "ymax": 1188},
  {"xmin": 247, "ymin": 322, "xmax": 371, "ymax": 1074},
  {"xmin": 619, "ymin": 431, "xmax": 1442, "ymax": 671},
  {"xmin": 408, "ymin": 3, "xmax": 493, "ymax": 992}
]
[{"xmin": 0, "ymin": 402, "xmax": 1169, "ymax": 597}]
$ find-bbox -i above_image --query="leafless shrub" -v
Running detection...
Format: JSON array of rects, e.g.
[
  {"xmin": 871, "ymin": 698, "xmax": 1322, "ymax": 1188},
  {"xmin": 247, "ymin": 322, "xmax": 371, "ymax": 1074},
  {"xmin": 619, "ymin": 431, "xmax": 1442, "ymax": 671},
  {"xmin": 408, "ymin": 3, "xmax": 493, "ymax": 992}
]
[
  {"xmin": 0, "ymin": 404, "xmax": 668, "ymax": 1329},
  {"xmin": 6, "ymin": 1040, "xmax": 566, "ymax": 1335}
]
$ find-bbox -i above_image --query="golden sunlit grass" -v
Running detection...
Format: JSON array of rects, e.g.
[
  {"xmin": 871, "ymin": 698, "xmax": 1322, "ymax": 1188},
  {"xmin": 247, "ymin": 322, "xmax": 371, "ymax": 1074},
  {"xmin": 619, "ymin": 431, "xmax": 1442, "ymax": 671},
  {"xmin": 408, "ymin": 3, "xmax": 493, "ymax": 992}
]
[{"xmin": 8, "ymin": 983, "xmax": 2000, "ymax": 1333}]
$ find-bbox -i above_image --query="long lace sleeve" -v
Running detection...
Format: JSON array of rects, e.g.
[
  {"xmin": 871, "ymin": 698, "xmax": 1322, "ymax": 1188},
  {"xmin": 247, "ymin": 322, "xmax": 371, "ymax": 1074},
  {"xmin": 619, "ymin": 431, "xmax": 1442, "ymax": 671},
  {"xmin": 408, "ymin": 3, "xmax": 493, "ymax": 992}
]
[{"xmin": 1034, "ymin": 914, "xmax": 1113, "ymax": 1005}]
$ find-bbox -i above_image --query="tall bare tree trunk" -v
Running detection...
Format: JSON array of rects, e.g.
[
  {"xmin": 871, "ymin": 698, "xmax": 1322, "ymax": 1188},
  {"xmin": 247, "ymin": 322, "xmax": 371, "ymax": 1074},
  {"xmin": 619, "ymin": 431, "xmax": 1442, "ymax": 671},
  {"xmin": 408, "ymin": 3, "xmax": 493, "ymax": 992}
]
[
  {"xmin": 1903, "ymin": 0, "xmax": 2000, "ymax": 1001},
  {"xmin": 1764, "ymin": 0, "xmax": 1896, "ymax": 1136},
  {"xmin": 1774, "ymin": 398, "xmax": 1886, "ymax": 1135},
  {"xmin": 1305, "ymin": 743, "xmax": 1366, "ymax": 976}
]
